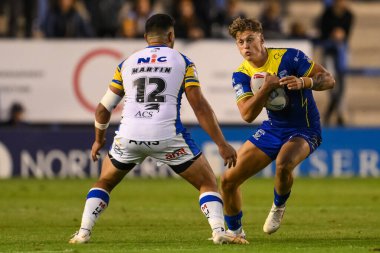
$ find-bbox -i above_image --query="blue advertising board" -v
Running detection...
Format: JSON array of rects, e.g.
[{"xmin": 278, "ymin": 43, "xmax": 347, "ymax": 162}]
[
  {"xmin": 0, "ymin": 126, "xmax": 379, "ymax": 178},
  {"xmin": 189, "ymin": 126, "xmax": 380, "ymax": 178}
]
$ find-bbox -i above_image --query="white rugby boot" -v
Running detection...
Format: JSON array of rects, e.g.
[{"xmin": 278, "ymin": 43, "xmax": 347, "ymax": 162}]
[
  {"xmin": 69, "ymin": 228, "xmax": 91, "ymax": 244},
  {"xmin": 226, "ymin": 227, "xmax": 246, "ymax": 239},
  {"xmin": 263, "ymin": 203, "xmax": 286, "ymax": 234},
  {"xmin": 211, "ymin": 230, "xmax": 249, "ymax": 244}
]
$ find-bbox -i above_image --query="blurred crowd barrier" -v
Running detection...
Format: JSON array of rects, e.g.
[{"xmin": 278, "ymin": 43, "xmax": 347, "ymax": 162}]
[
  {"xmin": 0, "ymin": 126, "xmax": 379, "ymax": 178},
  {"xmin": 0, "ymin": 39, "xmax": 312, "ymax": 124}
]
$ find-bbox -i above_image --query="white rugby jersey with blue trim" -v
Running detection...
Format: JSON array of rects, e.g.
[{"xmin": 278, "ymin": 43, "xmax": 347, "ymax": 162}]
[{"xmin": 109, "ymin": 45, "xmax": 200, "ymax": 141}]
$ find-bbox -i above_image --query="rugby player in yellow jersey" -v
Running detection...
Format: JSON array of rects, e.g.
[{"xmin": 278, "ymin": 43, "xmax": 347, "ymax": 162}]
[
  {"xmin": 69, "ymin": 14, "xmax": 248, "ymax": 245},
  {"xmin": 221, "ymin": 17, "xmax": 335, "ymax": 238}
]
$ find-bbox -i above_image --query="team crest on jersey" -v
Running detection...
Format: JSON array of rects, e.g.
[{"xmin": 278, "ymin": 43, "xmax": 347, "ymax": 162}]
[
  {"xmin": 137, "ymin": 54, "xmax": 167, "ymax": 64},
  {"xmin": 274, "ymin": 52, "xmax": 284, "ymax": 59}
]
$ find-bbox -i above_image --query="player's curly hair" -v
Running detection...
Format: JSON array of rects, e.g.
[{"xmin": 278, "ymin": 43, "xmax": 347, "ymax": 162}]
[{"xmin": 228, "ymin": 17, "xmax": 263, "ymax": 39}]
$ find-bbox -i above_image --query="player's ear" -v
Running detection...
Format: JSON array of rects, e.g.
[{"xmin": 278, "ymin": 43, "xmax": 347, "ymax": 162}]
[
  {"xmin": 260, "ymin": 34, "xmax": 265, "ymax": 44},
  {"xmin": 168, "ymin": 31, "xmax": 174, "ymax": 42},
  {"xmin": 144, "ymin": 33, "xmax": 148, "ymax": 43}
]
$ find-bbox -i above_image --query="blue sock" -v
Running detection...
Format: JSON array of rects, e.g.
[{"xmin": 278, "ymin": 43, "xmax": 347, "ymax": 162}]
[
  {"xmin": 274, "ymin": 188, "xmax": 291, "ymax": 207},
  {"xmin": 224, "ymin": 211, "xmax": 243, "ymax": 231}
]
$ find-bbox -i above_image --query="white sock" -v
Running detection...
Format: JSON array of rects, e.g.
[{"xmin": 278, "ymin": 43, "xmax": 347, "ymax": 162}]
[
  {"xmin": 79, "ymin": 187, "xmax": 110, "ymax": 234},
  {"xmin": 199, "ymin": 191, "xmax": 225, "ymax": 233}
]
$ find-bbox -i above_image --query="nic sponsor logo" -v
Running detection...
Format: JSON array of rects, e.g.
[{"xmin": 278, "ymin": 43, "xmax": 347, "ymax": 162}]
[{"xmin": 137, "ymin": 54, "xmax": 167, "ymax": 64}]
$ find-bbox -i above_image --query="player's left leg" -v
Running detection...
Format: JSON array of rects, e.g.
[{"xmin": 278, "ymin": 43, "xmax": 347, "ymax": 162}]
[{"xmin": 263, "ymin": 137, "xmax": 310, "ymax": 234}]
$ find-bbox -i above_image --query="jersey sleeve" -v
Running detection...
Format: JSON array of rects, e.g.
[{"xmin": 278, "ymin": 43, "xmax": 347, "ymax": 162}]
[
  {"xmin": 285, "ymin": 48, "xmax": 315, "ymax": 77},
  {"xmin": 109, "ymin": 60, "xmax": 125, "ymax": 90},
  {"xmin": 232, "ymin": 67, "xmax": 252, "ymax": 103},
  {"xmin": 181, "ymin": 54, "xmax": 200, "ymax": 88}
]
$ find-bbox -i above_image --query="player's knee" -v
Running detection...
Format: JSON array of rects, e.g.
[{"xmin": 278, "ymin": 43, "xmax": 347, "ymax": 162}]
[
  {"xmin": 221, "ymin": 174, "xmax": 238, "ymax": 192},
  {"xmin": 276, "ymin": 161, "xmax": 295, "ymax": 180}
]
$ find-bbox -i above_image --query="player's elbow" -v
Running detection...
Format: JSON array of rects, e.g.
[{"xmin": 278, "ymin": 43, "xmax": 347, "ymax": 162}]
[
  {"xmin": 95, "ymin": 103, "xmax": 111, "ymax": 120},
  {"xmin": 240, "ymin": 106, "xmax": 257, "ymax": 123},
  {"xmin": 241, "ymin": 113, "xmax": 254, "ymax": 123}
]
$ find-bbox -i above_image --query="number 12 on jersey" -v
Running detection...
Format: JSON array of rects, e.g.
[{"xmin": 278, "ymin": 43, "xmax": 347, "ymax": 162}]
[{"xmin": 133, "ymin": 77, "xmax": 167, "ymax": 103}]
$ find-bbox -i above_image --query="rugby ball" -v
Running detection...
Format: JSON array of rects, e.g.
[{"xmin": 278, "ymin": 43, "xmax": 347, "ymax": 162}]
[{"xmin": 250, "ymin": 72, "xmax": 288, "ymax": 111}]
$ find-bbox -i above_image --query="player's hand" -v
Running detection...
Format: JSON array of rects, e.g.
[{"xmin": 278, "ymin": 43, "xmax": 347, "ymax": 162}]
[
  {"xmin": 280, "ymin": 76, "xmax": 303, "ymax": 90},
  {"xmin": 218, "ymin": 143, "xmax": 237, "ymax": 168},
  {"xmin": 263, "ymin": 74, "xmax": 281, "ymax": 90},
  {"xmin": 91, "ymin": 139, "xmax": 106, "ymax": 162}
]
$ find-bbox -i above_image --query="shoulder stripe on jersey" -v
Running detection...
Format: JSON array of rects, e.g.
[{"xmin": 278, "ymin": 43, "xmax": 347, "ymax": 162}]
[
  {"xmin": 110, "ymin": 82, "xmax": 123, "ymax": 90},
  {"xmin": 112, "ymin": 79, "xmax": 122, "ymax": 85},
  {"xmin": 185, "ymin": 78, "xmax": 199, "ymax": 83},
  {"xmin": 180, "ymin": 53, "xmax": 201, "ymax": 87}
]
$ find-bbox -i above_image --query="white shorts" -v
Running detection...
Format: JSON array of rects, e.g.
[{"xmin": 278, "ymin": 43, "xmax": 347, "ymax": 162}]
[{"xmin": 108, "ymin": 132, "xmax": 202, "ymax": 173}]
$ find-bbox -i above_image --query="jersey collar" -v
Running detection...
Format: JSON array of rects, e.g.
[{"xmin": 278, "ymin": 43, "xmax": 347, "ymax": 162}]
[{"xmin": 146, "ymin": 44, "xmax": 168, "ymax": 48}]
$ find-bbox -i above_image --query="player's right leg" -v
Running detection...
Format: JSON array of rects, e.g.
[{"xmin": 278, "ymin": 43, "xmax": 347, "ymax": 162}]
[
  {"xmin": 154, "ymin": 133, "xmax": 247, "ymax": 244},
  {"xmin": 221, "ymin": 141, "xmax": 272, "ymax": 238},
  {"xmin": 176, "ymin": 154, "xmax": 249, "ymax": 245},
  {"xmin": 69, "ymin": 137, "xmax": 137, "ymax": 244}
]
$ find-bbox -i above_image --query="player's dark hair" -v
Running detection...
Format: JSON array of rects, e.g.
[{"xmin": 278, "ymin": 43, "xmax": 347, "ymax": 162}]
[
  {"xmin": 228, "ymin": 17, "xmax": 263, "ymax": 39},
  {"xmin": 145, "ymin": 14, "xmax": 175, "ymax": 34}
]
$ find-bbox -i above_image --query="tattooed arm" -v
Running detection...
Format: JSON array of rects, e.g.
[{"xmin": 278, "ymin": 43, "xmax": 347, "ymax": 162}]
[{"xmin": 309, "ymin": 63, "xmax": 335, "ymax": 91}]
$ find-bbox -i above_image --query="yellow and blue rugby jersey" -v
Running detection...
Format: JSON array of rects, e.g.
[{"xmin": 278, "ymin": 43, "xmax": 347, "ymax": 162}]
[
  {"xmin": 109, "ymin": 45, "xmax": 201, "ymax": 141},
  {"xmin": 232, "ymin": 48, "xmax": 320, "ymax": 129}
]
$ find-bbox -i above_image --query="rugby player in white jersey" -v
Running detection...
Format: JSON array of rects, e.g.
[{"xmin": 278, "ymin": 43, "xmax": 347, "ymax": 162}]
[{"xmin": 69, "ymin": 14, "xmax": 248, "ymax": 245}]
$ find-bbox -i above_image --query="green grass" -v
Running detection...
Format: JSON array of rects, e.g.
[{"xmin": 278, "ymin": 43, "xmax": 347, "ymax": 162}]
[{"xmin": 0, "ymin": 178, "xmax": 379, "ymax": 253}]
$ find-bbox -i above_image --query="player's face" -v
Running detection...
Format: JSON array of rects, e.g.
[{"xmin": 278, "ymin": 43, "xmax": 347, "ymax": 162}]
[{"xmin": 235, "ymin": 30, "xmax": 264, "ymax": 61}]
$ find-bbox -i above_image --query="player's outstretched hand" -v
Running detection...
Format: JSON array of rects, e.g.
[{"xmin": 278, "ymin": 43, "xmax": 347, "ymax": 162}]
[
  {"xmin": 91, "ymin": 139, "xmax": 106, "ymax": 162},
  {"xmin": 218, "ymin": 143, "xmax": 237, "ymax": 168}
]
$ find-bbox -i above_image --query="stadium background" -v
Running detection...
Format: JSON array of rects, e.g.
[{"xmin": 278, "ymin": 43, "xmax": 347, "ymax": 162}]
[
  {"xmin": 0, "ymin": 0, "xmax": 379, "ymax": 178},
  {"xmin": 0, "ymin": 1, "xmax": 379, "ymax": 252}
]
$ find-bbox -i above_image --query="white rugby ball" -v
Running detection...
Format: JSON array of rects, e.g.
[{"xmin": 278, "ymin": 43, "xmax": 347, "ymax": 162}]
[{"xmin": 250, "ymin": 72, "xmax": 288, "ymax": 111}]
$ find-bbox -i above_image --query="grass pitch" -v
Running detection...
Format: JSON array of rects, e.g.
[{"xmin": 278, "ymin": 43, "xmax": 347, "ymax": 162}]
[{"xmin": 0, "ymin": 178, "xmax": 379, "ymax": 253}]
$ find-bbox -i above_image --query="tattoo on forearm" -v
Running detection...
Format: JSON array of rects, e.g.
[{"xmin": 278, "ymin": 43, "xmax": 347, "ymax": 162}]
[{"xmin": 312, "ymin": 72, "xmax": 332, "ymax": 91}]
